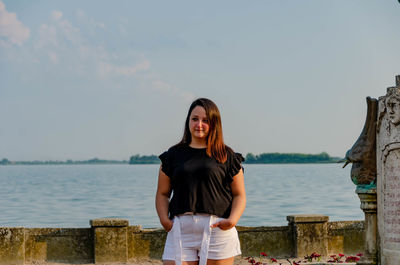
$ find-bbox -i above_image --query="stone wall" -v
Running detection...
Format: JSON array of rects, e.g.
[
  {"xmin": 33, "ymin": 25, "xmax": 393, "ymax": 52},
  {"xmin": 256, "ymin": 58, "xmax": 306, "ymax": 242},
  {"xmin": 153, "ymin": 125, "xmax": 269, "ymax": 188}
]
[
  {"xmin": 25, "ymin": 228, "xmax": 93, "ymax": 264},
  {"xmin": 238, "ymin": 225, "xmax": 292, "ymax": 258},
  {"xmin": 0, "ymin": 215, "xmax": 365, "ymax": 264},
  {"xmin": 328, "ymin": 221, "xmax": 365, "ymax": 255}
]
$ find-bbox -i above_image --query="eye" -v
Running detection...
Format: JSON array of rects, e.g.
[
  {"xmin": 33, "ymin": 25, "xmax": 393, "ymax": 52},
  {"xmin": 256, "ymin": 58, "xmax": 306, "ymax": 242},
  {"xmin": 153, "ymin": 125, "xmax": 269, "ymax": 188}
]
[
  {"xmin": 203, "ymin": 119, "xmax": 208, "ymax": 123},
  {"xmin": 192, "ymin": 117, "xmax": 198, "ymax": 121}
]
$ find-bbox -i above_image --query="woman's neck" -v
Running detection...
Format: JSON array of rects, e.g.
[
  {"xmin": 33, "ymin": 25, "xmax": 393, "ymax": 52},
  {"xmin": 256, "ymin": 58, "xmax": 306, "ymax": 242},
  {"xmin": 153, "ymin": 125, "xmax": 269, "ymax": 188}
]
[{"xmin": 189, "ymin": 138, "xmax": 207, "ymax": 148}]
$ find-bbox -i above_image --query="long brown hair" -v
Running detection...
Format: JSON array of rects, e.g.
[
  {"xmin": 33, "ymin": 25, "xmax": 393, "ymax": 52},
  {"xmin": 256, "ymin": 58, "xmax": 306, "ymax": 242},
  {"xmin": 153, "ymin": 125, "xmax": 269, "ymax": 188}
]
[{"xmin": 178, "ymin": 98, "xmax": 228, "ymax": 163}]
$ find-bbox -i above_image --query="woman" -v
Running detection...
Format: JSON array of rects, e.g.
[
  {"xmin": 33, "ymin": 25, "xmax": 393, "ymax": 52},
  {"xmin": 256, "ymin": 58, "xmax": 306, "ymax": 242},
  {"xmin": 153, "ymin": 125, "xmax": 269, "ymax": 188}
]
[{"xmin": 155, "ymin": 98, "xmax": 246, "ymax": 265}]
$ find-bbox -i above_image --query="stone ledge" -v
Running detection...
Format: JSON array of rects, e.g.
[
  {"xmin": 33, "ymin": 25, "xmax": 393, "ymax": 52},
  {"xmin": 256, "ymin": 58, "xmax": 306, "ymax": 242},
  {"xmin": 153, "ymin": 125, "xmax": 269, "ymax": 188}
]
[
  {"xmin": 287, "ymin": 214, "xmax": 329, "ymax": 223},
  {"xmin": 328, "ymin": 221, "xmax": 364, "ymax": 231},
  {"xmin": 27, "ymin": 228, "xmax": 91, "ymax": 236},
  {"xmin": 237, "ymin": 225, "xmax": 289, "ymax": 232},
  {"xmin": 90, "ymin": 218, "xmax": 129, "ymax": 227}
]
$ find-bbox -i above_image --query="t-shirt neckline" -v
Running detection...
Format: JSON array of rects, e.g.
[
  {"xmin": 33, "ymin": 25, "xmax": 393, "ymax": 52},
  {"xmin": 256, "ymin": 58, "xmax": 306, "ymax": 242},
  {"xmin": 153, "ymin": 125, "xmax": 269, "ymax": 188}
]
[{"xmin": 187, "ymin": 145, "xmax": 206, "ymax": 150}]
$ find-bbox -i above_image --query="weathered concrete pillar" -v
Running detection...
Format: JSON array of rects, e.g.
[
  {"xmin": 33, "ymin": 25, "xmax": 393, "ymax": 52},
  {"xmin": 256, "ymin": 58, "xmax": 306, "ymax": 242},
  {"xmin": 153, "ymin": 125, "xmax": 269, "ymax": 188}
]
[
  {"xmin": 0, "ymin": 227, "xmax": 25, "ymax": 265},
  {"xmin": 356, "ymin": 188, "xmax": 377, "ymax": 265},
  {"xmin": 90, "ymin": 218, "xmax": 129, "ymax": 264},
  {"xmin": 287, "ymin": 214, "xmax": 329, "ymax": 258}
]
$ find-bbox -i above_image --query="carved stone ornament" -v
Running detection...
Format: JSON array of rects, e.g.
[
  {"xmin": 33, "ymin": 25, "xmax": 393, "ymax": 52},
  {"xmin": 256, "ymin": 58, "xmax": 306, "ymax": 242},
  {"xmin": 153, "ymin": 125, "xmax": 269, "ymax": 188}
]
[
  {"xmin": 344, "ymin": 97, "xmax": 377, "ymax": 189},
  {"xmin": 377, "ymin": 76, "xmax": 400, "ymax": 139},
  {"xmin": 377, "ymin": 75, "xmax": 400, "ymax": 265}
]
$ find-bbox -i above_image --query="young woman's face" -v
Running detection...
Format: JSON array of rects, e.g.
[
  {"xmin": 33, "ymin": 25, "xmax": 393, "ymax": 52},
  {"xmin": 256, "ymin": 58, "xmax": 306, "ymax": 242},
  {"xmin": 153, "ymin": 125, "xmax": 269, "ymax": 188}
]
[{"xmin": 189, "ymin": 106, "xmax": 210, "ymax": 141}]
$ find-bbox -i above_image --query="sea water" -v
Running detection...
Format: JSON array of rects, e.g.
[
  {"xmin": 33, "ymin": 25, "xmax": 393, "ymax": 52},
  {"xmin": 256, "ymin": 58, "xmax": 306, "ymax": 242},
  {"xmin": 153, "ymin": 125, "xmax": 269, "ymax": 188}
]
[{"xmin": 0, "ymin": 164, "xmax": 362, "ymax": 228}]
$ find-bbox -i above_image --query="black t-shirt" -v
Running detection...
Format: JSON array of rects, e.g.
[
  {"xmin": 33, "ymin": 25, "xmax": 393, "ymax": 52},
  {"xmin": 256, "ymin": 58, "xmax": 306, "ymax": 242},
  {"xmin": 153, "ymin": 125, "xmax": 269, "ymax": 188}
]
[{"xmin": 159, "ymin": 144, "xmax": 244, "ymax": 219}]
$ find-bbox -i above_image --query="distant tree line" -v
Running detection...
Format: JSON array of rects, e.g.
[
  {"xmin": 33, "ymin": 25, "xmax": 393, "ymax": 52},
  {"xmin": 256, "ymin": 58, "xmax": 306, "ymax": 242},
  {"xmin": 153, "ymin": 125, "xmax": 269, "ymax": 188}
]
[
  {"xmin": 0, "ymin": 159, "xmax": 10, "ymax": 165},
  {"xmin": 0, "ymin": 158, "xmax": 128, "ymax": 165},
  {"xmin": 129, "ymin": 155, "xmax": 159, "ymax": 164},
  {"xmin": 0, "ymin": 152, "xmax": 342, "ymax": 166},
  {"xmin": 244, "ymin": 152, "xmax": 341, "ymax": 164}
]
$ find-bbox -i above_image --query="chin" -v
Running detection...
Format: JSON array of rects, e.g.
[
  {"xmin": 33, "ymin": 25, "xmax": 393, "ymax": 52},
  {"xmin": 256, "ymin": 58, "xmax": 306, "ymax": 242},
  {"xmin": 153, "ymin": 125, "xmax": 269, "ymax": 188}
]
[{"xmin": 193, "ymin": 134, "xmax": 206, "ymax": 139}]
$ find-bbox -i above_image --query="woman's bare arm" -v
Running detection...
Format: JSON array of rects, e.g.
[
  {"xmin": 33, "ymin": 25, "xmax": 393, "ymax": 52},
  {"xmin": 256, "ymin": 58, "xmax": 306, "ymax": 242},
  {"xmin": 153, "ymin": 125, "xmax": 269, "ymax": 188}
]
[
  {"xmin": 155, "ymin": 166, "xmax": 173, "ymax": 231},
  {"xmin": 211, "ymin": 168, "xmax": 246, "ymax": 230}
]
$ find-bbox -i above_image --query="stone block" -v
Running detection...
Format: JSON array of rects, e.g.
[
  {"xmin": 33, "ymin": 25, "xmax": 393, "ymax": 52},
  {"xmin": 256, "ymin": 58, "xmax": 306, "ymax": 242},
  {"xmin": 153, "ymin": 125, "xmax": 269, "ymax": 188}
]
[
  {"xmin": 237, "ymin": 226, "xmax": 292, "ymax": 258},
  {"xmin": 0, "ymin": 227, "xmax": 25, "ymax": 265},
  {"xmin": 128, "ymin": 227, "xmax": 167, "ymax": 260},
  {"xmin": 287, "ymin": 214, "xmax": 329, "ymax": 258},
  {"xmin": 328, "ymin": 221, "xmax": 364, "ymax": 255},
  {"xmin": 24, "ymin": 228, "xmax": 93, "ymax": 263},
  {"xmin": 90, "ymin": 218, "xmax": 129, "ymax": 227},
  {"xmin": 287, "ymin": 214, "xmax": 329, "ymax": 223},
  {"xmin": 91, "ymin": 218, "xmax": 129, "ymax": 264}
]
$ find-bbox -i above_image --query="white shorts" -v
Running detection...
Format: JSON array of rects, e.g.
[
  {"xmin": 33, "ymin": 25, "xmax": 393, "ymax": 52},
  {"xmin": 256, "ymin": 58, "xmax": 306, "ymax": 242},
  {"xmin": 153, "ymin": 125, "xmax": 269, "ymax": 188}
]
[{"xmin": 162, "ymin": 214, "xmax": 241, "ymax": 264}]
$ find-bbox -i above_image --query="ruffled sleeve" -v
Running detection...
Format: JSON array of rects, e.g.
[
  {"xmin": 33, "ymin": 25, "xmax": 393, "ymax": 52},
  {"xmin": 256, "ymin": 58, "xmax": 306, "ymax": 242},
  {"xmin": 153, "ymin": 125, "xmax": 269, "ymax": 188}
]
[
  {"xmin": 226, "ymin": 151, "xmax": 245, "ymax": 182},
  {"xmin": 159, "ymin": 150, "xmax": 172, "ymax": 177}
]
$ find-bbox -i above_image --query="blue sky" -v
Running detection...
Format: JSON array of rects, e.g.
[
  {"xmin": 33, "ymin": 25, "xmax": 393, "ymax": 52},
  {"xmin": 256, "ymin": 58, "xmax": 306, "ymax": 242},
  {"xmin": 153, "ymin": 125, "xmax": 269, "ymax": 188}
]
[{"xmin": 1, "ymin": 0, "xmax": 400, "ymax": 160}]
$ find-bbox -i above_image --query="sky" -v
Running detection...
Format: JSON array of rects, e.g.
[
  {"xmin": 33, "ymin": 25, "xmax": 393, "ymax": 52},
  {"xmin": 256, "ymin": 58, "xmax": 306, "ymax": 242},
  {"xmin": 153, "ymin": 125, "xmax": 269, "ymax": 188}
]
[{"xmin": 1, "ymin": 0, "xmax": 400, "ymax": 161}]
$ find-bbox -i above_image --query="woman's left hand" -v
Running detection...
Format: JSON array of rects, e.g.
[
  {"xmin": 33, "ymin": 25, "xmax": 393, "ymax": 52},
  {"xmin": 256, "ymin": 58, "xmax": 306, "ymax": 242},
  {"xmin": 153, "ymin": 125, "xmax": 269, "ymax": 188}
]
[{"xmin": 210, "ymin": 218, "xmax": 236, "ymax": 230}]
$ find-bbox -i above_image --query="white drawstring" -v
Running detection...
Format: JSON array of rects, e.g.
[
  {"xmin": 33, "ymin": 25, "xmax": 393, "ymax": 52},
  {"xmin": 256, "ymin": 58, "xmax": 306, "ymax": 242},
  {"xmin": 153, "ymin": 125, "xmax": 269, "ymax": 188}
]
[
  {"xmin": 173, "ymin": 215, "xmax": 219, "ymax": 265},
  {"xmin": 172, "ymin": 216, "xmax": 182, "ymax": 265},
  {"xmin": 199, "ymin": 215, "xmax": 218, "ymax": 265}
]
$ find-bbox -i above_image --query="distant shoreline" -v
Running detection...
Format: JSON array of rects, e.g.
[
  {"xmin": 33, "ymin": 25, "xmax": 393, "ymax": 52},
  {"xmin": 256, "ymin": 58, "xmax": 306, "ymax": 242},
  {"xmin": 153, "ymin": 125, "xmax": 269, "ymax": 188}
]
[
  {"xmin": 0, "ymin": 161, "xmax": 342, "ymax": 165},
  {"xmin": 0, "ymin": 152, "xmax": 343, "ymax": 165}
]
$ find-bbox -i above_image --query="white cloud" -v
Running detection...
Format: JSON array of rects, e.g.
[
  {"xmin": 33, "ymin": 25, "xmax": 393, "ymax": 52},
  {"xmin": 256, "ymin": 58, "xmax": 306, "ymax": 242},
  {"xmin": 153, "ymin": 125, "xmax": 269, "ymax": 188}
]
[
  {"xmin": 152, "ymin": 80, "xmax": 195, "ymax": 102},
  {"xmin": 36, "ymin": 15, "xmax": 81, "ymax": 49},
  {"xmin": 0, "ymin": 1, "xmax": 30, "ymax": 46},
  {"xmin": 51, "ymin": 10, "xmax": 63, "ymax": 21},
  {"xmin": 58, "ymin": 19, "xmax": 81, "ymax": 44},
  {"xmin": 6, "ymin": 7, "xmax": 192, "ymax": 102},
  {"xmin": 152, "ymin": 80, "xmax": 172, "ymax": 92},
  {"xmin": 98, "ymin": 60, "xmax": 150, "ymax": 77},
  {"xmin": 37, "ymin": 24, "xmax": 58, "ymax": 48}
]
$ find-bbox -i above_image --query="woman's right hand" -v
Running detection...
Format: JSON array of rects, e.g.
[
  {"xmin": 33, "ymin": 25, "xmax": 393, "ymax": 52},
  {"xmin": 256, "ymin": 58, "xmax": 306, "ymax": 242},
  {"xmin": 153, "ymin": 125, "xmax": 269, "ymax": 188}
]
[
  {"xmin": 155, "ymin": 167, "xmax": 173, "ymax": 232},
  {"xmin": 161, "ymin": 218, "xmax": 174, "ymax": 232}
]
